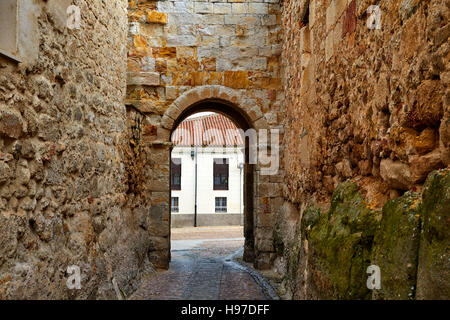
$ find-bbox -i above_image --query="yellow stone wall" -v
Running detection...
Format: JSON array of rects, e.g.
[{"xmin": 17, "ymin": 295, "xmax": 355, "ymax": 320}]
[
  {"xmin": 126, "ymin": 0, "xmax": 284, "ymax": 126},
  {"xmin": 126, "ymin": 0, "xmax": 285, "ymax": 269}
]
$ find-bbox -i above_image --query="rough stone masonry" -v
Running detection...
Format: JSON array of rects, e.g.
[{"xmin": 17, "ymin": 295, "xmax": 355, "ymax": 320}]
[
  {"xmin": 276, "ymin": 0, "xmax": 449, "ymax": 299},
  {"xmin": 0, "ymin": 0, "xmax": 448, "ymax": 300},
  {"xmin": 125, "ymin": 0, "xmax": 285, "ymax": 271},
  {"xmin": 0, "ymin": 0, "xmax": 154, "ymax": 299}
]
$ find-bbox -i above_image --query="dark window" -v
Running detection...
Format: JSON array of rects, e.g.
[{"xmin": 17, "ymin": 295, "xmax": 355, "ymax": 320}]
[
  {"xmin": 171, "ymin": 197, "xmax": 179, "ymax": 213},
  {"xmin": 215, "ymin": 197, "xmax": 227, "ymax": 213},
  {"xmin": 213, "ymin": 158, "xmax": 229, "ymax": 190},
  {"xmin": 171, "ymin": 158, "xmax": 181, "ymax": 190}
]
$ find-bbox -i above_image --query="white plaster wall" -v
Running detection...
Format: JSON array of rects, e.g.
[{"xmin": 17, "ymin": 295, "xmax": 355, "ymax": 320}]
[{"xmin": 171, "ymin": 146, "xmax": 244, "ymax": 215}]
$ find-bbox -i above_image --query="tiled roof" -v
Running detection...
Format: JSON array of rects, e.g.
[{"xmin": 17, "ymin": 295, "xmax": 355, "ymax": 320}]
[{"xmin": 172, "ymin": 113, "xmax": 244, "ymax": 147}]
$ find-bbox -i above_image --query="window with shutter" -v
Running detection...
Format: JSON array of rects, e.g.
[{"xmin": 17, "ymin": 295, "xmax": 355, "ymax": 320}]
[
  {"xmin": 171, "ymin": 197, "xmax": 179, "ymax": 213},
  {"xmin": 171, "ymin": 158, "xmax": 181, "ymax": 190},
  {"xmin": 213, "ymin": 158, "xmax": 229, "ymax": 190},
  {"xmin": 215, "ymin": 197, "xmax": 227, "ymax": 213}
]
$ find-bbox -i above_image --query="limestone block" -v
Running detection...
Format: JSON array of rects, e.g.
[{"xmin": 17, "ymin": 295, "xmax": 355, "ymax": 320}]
[
  {"xmin": 409, "ymin": 149, "xmax": 444, "ymax": 184},
  {"xmin": 224, "ymin": 71, "xmax": 249, "ymax": 89},
  {"xmin": 165, "ymin": 86, "xmax": 178, "ymax": 100},
  {"xmin": 127, "ymin": 72, "xmax": 160, "ymax": 86},
  {"xmin": 0, "ymin": 109, "xmax": 23, "ymax": 139},
  {"xmin": 380, "ymin": 159, "xmax": 413, "ymax": 190},
  {"xmin": 195, "ymin": 2, "xmax": 213, "ymax": 14},
  {"xmin": 232, "ymin": 3, "xmax": 248, "ymax": 14},
  {"xmin": 249, "ymin": 3, "xmax": 268, "ymax": 15},
  {"xmin": 214, "ymin": 3, "xmax": 231, "ymax": 15},
  {"xmin": 146, "ymin": 11, "xmax": 167, "ymax": 24}
]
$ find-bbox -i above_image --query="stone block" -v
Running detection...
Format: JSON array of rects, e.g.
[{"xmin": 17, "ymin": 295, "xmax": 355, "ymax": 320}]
[
  {"xmin": 224, "ymin": 71, "xmax": 249, "ymax": 89},
  {"xmin": 232, "ymin": 3, "xmax": 248, "ymax": 14},
  {"xmin": 0, "ymin": 110, "xmax": 23, "ymax": 139},
  {"xmin": 214, "ymin": 3, "xmax": 231, "ymax": 15},
  {"xmin": 380, "ymin": 159, "xmax": 413, "ymax": 190},
  {"xmin": 146, "ymin": 11, "xmax": 167, "ymax": 24},
  {"xmin": 249, "ymin": 3, "xmax": 268, "ymax": 15},
  {"xmin": 127, "ymin": 72, "xmax": 160, "ymax": 86},
  {"xmin": 195, "ymin": 2, "xmax": 213, "ymax": 14}
]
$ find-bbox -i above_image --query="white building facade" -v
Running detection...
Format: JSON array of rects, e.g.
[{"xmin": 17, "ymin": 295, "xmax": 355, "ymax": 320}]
[{"xmin": 170, "ymin": 114, "xmax": 245, "ymax": 227}]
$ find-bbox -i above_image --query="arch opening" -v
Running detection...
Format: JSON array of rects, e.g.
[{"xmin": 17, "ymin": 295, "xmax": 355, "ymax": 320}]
[{"xmin": 168, "ymin": 99, "xmax": 256, "ymax": 264}]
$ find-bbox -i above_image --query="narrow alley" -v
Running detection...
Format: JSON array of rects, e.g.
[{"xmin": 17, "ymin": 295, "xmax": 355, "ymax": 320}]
[{"xmin": 131, "ymin": 227, "xmax": 277, "ymax": 300}]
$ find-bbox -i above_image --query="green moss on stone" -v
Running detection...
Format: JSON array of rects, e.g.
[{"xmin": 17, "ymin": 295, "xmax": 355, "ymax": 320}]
[
  {"xmin": 416, "ymin": 169, "xmax": 450, "ymax": 299},
  {"xmin": 307, "ymin": 181, "xmax": 380, "ymax": 299},
  {"xmin": 372, "ymin": 191, "xmax": 422, "ymax": 300}
]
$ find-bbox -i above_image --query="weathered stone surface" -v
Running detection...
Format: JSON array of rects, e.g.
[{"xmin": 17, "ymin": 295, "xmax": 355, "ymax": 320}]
[
  {"xmin": 279, "ymin": 170, "xmax": 450, "ymax": 300},
  {"xmin": 380, "ymin": 159, "xmax": 413, "ymax": 190},
  {"xmin": 0, "ymin": 0, "xmax": 447, "ymax": 301},
  {"xmin": 282, "ymin": 0, "xmax": 448, "ymax": 206},
  {"xmin": 0, "ymin": 109, "xmax": 23, "ymax": 139},
  {"xmin": 127, "ymin": 72, "xmax": 160, "ymax": 86},
  {"xmin": 278, "ymin": 182, "xmax": 381, "ymax": 300},
  {"xmin": 371, "ymin": 192, "xmax": 422, "ymax": 300},
  {"xmin": 305, "ymin": 182, "xmax": 380, "ymax": 299},
  {"xmin": 409, "ymin": 149, "xmax": 444, "ymax": 183},
  {"xmin": 439, "ymin": 117, "xmax": 450, "ymax": 166},
  {"xmin": 414, "ymin": 128, "xmax": 437, "ymax": 155},
  {"xmin": 0, "ymin": 0, "xmax": 156, "ymax": 300},
  {"xmin": 414, "ymin": 80, "xmax": 443, "ymax": 128},
  {"xmin": 146, "ymin": 11, "xmax": 167, "ymax": 24},
  {"xmin": 416, "ymin": 170, "xmax": 450, "ymax": 300},
  {"xmin": 0, "ymin": 161, "xmax": 11, "ymax": 184}
]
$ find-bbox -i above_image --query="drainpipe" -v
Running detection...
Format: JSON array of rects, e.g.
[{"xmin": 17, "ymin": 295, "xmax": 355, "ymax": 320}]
[
  {"xmin": 193, "ymin": 147, "xmax": 198, "ymax": 227},
  {"xmin": 239, "ymin": 160, "xmax": 244, "ymax": 225}
]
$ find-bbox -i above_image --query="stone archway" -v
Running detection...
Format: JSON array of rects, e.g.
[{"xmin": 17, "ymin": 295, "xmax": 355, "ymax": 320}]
[
  {"xmin": 161, "ymin": 86, "xmax": 270, "ymax": 132},
  {"xmin": 149, "ymin": 85, "xmax": 279, "ymax": 270}
]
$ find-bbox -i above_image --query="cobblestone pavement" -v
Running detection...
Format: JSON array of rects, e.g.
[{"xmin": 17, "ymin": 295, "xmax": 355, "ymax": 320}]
[
  {"xmin": 131, "ymin": 227, "xmax": 275, "ymax": 300},
  {"xmin": 171, "ymin": 226, "xmax": 244, "ymax": 240}
]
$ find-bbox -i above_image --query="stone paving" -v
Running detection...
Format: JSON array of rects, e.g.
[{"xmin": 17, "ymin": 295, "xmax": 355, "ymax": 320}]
[{"xmin": 130, "ymin": 227, "xmax": 274, "ymax": 300}]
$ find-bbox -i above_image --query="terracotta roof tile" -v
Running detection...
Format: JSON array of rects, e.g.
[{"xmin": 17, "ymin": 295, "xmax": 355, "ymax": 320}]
[{"xmin": 172, "ymin": 114, "xmax": 244, "ymax": 147}]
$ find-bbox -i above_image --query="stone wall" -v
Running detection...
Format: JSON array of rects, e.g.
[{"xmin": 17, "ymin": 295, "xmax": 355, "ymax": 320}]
[
  {"xmin": 276, "ymin": 0, "xmax": 449, "ymax": 299},
  {"xmin": 1, "ymin": 0, "xmax": 447, "ymax": 300},
  {"xmin": 282, "ymin": 0, "xmax": 448, "ymax": 204},
  {"xmin": 0, "ymin": 0, "xmax": 155, "ymax": 299},
  {"xmin": 275, "ymin": 169, "xmax": 449, "ymax": 300},
  {"xmin": 126, "ymin": 0, "xmax": 285, "ymax": 269}
]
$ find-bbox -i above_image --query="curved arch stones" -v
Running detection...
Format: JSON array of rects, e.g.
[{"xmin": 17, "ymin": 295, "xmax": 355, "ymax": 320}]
[{"xmin": 161, "ymin": 85, "xmax": 270, "ymax": 133}]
